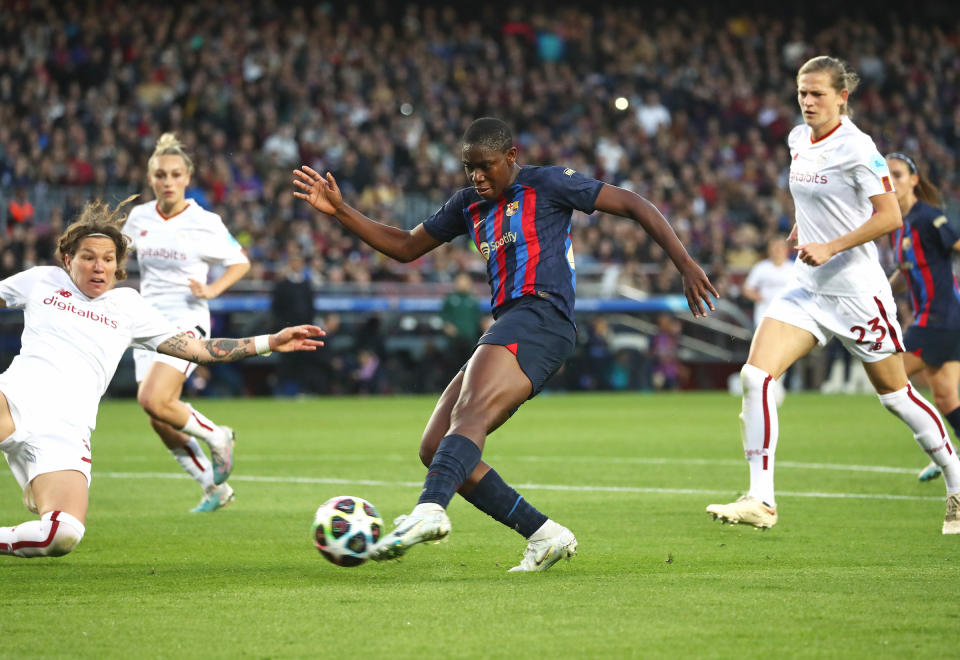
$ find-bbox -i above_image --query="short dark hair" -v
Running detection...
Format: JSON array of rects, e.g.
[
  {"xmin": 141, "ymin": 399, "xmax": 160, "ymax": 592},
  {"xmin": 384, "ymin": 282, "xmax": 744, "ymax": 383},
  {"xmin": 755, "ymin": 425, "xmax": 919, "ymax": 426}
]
[{"xmin": 462, "ymin": 117, "xmax": 513, "ymax": 153}]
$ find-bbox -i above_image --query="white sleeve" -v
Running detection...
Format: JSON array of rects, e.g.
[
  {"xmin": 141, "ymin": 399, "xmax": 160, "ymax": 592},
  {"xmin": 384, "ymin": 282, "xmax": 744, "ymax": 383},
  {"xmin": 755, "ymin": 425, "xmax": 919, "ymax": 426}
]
[
  {"xmin": 0, "ymin": 267, "xmax": 47, "ymax": 308},
  {"xmin": 744, "ymin": 263, "xmax": 763, "ymax": 289},
  {"xmin": 122, "ymin": 214, "xmax": 139, "ymax": 250},
  {"xmin": 851, "ymin": 139, "xmax": 890, "ymax": 199},
  {"xmin": 201, "ymin": 217, "xmax": 249, "ymax": 266},
  {"xmin": 124, "ymin": 290, "xmax": 181, "ymax": 350}
]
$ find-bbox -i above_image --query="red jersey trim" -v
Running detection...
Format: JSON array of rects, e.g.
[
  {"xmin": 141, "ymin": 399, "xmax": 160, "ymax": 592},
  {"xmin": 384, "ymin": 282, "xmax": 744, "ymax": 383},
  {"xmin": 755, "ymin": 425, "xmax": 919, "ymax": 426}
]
[
  {"xmin": 155, "ymin": 202, "xmax": 191, "ymax": 221},
  {"xmin": 810, "ymin": 122, "xmax": 842, "ymax": 144}
]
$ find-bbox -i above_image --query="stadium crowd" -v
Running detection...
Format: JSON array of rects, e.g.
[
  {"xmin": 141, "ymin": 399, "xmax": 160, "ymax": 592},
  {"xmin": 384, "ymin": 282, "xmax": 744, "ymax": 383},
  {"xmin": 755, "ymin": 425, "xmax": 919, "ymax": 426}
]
[{"xmin": 0, "ymin": 1, "xmax": 958, "ymax": 393}]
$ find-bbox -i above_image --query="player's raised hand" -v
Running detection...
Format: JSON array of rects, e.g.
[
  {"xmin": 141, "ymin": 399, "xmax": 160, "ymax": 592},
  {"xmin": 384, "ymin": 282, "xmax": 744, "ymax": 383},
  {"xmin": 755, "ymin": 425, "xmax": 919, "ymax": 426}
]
[
  {"xmin": 680, "ymin": 262, "xmax": 720, "ymax": 318},
  {"xmin": 268, "ymin": 324, "xmax": 326, "ymax": 353},
  {"xmin": 293, "ymin": 166, "xmax": 342, "ymax": 215}
]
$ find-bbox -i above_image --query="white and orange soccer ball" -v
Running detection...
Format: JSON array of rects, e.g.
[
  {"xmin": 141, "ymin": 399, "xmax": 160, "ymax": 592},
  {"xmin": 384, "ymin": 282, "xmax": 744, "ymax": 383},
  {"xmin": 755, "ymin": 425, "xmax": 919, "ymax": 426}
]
[{"xmin": 311, "ymin": 496, "xmax": 383, "ymax": 567}]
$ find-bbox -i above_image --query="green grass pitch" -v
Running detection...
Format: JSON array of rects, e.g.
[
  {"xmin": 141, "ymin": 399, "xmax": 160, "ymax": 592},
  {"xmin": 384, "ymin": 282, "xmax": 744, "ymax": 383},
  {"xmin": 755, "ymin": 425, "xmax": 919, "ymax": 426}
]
[{"xmin": 1, "ymin": 392, "xmax": 958, "ymax": 658}]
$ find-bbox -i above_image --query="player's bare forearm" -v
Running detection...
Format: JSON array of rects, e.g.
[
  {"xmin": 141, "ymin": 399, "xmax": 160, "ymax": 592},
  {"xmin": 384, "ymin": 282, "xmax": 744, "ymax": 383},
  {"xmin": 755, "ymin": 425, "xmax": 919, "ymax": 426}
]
[
  {"xmin": 827, "ymin": 194, "xmax": 902, "ymax": 255},
  {"xmin": 158, "ymin": 332, "xmax": 255, "ymax": 363},
  {"xmin": 595, "ymin": 184, "xmax": 718, "ymax": 315},
  {"xmin": 208, "ymin": 262, "xmax": 251, "ymax": 298},
  {"xmin": 332, "ymin": 204, "xmax": 421, "ymax": 261},
  {"xmin": 595, "ymin": 184, "xmax": 693, "ymax": 269}
]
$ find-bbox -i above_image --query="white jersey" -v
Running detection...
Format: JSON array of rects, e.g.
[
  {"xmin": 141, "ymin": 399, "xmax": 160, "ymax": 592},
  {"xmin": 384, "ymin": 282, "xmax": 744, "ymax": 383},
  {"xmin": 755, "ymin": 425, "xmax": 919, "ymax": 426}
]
[
  {"xmin": 744, "ymin": 259, "xmax": 796, "ymax": 327},
  {"xmin": 788, "ymin": 118, "xmax": 893, "ymax": 296},
  {"xmin": 0, "ymin": 267, "xmax": 178, "ymax": 432},
  {"xmin": 123, "ymin": 199, "xmax": 248, "ymax": 320}
]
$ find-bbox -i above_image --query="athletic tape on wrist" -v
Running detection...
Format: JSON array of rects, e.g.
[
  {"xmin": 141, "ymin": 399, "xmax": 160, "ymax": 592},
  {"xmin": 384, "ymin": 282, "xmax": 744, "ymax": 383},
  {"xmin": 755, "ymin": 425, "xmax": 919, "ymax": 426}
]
[{"xmin": 254, "ymin": 334, "xmax": 273, "ymax": 356}]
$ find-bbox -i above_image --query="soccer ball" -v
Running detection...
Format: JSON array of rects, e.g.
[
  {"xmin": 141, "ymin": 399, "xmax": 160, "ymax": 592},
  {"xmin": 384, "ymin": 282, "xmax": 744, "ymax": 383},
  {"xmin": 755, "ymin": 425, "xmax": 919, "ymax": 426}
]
[{"xmin": 312, "ymin": 496, "xmax": 383, "ymax": 567}]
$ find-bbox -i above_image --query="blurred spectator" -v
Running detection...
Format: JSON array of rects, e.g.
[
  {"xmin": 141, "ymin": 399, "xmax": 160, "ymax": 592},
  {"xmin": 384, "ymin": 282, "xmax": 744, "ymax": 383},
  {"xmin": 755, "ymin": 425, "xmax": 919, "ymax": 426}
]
[
  {"xmin": 440, "ymin": 272, "xmax": 483, "ymax": 365},
  {"xmin": 6, "ymin": 188, "xmax": 34, "ymax": 227},
  {"xmin": 742, "ymin": 237, "xmax": 795, "ymax": 329},
  {"xmin": 650, "ymin": 313, "xmax": 685, "ymax": 390},
  {"xmin": 271, "ymin": 251, "xmax": 316, "ymax": 395}
]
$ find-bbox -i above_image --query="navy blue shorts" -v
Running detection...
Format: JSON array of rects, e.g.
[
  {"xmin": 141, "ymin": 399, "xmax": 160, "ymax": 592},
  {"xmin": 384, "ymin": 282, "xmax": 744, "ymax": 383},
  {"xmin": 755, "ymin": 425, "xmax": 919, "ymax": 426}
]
[
  {"xmin": 904, "ymin": 326, "xmax": 960, "ymax": 367},
  {"xmin": 467, "ymin": 296, "xmax": 576, "ymax": 398}
]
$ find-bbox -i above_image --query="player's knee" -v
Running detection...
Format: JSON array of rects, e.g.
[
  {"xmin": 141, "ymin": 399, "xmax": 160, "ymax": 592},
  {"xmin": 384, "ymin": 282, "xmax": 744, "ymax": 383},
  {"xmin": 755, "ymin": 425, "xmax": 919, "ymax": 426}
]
[
  {"xmin": 740, "ymin": 364, "xmax": 771, "ymax": 394},
  {"xmin": 419, "ymin": 433, "xmax": 441, "ymax": 467}
]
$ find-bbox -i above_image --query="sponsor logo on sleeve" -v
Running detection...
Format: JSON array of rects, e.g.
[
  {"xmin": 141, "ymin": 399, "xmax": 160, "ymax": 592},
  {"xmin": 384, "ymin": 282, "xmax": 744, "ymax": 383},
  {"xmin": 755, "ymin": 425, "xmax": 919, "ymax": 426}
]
[
  {"xmin": 563, "ymin": 168, "xmax": 576, "ymax": 176},
  {"xmin": 934, "ymin": 215, "xmax": 948, "ymax": 228}
]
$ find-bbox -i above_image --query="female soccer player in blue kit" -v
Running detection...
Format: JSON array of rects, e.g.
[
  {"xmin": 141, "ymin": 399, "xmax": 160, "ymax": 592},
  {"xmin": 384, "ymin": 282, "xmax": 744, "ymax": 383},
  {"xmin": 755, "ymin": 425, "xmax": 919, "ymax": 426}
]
[
  {"xmin": 294, "ymin": 117, "xmax": 718, "ymax": 571},
  {"xmin": 887, "ymin": 152, "xmax": 960, "ymax": 489}
]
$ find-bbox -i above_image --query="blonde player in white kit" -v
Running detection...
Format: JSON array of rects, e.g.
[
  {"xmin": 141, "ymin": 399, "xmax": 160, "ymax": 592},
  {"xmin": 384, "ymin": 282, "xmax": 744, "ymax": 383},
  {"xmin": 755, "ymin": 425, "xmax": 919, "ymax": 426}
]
[
  {"xmin": 0, "ymin": 198, "xmax": 324, "ymax": 557},
  {"xmin": 707, "ymin": 56, "xmax": 960, "ymax": 534},
  {"xmin": 124, "ymin": 134, "xmax": 250, "ymax": 513}
]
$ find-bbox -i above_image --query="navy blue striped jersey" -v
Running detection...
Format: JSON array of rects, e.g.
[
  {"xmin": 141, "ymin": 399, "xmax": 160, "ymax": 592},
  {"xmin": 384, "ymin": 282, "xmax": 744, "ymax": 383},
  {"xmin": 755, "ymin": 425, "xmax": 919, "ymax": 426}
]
[
  {"xmin": 423, "ymin": 165, "xmax": 604, "ymax": 323},
  {"xmin": 891, "ymin": 200, "xmax": 960, "ymax": 329}
]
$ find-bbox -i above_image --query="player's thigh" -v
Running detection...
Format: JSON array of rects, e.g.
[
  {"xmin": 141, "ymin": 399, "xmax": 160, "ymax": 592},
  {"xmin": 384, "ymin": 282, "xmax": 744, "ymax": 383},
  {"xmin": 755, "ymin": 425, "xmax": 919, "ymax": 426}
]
[
  {"xmin": 746, "ymin": 318, "xmax": 818, "ymax": 379},
  {"xmin": 452, "ymin": 344, "xmax": 532, "ymax": 432},
  {"xmin": 902, "ymin": 350, "xmax": 925, "ymax": 377},
  {"xmin": 420, "ymin": 371, "xmax": 464, "ymax": 465},
  {"xmin": 137, "ymin": 361, "xmax": 187, "ymax": 407},
  {"xmin": 862, "ymin": 354, "xmax": 908, "ymax": 394},
  {"xmin": 0, "ymin": 389, "xmax": 16, "ymax": 441},
  {"xmin": 31, "ymin": 470, "xmax": 89, "ymax": 523},
  {"xmin": 924, "ymin": 361, "xmax": 960, "ymax": 411}
]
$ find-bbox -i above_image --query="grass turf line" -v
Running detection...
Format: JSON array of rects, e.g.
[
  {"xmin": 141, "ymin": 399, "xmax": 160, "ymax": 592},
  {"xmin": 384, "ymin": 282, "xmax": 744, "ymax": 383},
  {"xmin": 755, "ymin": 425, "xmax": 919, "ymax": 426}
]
[{"xmin": 0, "ymin": 393, "xmax": 957, "ymax": 658}]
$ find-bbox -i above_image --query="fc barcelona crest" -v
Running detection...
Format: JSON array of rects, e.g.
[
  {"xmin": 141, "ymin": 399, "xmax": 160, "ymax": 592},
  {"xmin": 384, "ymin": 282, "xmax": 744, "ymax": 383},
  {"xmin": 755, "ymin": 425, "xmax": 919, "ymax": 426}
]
[
  {"xmin": 505, "ymin": 201, "xmax": 519, "ymax": 217},
  {"xmin": 901, "ymin": 236, "xmax": 911, "ymax": 250}
]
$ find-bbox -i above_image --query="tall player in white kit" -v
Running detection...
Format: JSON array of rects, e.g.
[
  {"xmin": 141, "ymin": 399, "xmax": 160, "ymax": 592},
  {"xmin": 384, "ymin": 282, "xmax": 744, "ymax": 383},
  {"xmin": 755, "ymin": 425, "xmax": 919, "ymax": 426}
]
[
  {"xmin": 0, "ymin": 198, "xmax": 324, "ymax": 557},
  {"xmin": 124, "ymin": 134, "xmax": 250, "ymax": 513},
  {"xmin": 706, "ymin": 56, "xmax": 960, "ymax": 534}
]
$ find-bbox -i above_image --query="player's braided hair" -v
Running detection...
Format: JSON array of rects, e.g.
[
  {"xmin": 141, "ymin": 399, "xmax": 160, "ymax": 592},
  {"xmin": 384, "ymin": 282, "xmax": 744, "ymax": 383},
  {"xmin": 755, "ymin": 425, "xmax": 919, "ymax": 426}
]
[
  {"xmin": 462, "ymin": 117, "xmax": 513, "ymax": 153},
  {"xmin": 798, "ymin": 56, "xmax": 860, "ymax": 118},
  {"xmin": 56, "ymin": 195, "xmax": 137, "ymax": 281},
  {"xmin": 148, "ymin": 132, "xmax": 195, "ymax": 175}
]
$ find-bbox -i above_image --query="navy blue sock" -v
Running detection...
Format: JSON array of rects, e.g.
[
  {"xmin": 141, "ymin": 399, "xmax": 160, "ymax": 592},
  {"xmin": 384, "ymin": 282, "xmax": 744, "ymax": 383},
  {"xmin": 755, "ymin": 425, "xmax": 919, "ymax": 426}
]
[
  {"xmin": 417, "ymin": 434, "xmax": 482, "ymax": 508},
  {"xmin": 462, "ymin": 469, "xmax": 548, "ymax": 538},
  {"xmin": 945, "ymin": 406, "xmax": 960, "ymax": 440}
]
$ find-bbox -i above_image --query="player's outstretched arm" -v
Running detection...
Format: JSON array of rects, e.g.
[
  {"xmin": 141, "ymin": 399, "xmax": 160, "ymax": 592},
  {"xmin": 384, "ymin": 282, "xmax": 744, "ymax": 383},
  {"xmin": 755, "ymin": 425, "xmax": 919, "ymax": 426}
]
[
  {"xmin": 594, "ymin": 184, "xmax": 718, "ymax": 317},
  {"xmin": 292, "ymin": 165, "xmax": 441, "ymax": 263},
  {"xmin": 157, "ymin": 325, "xmax": 326, "ymax": 364}
]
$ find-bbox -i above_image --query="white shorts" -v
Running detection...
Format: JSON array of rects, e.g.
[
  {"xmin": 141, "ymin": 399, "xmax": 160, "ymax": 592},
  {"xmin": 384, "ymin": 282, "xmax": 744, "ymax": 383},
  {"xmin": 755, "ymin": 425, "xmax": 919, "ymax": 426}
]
[
  {"xmin": 133, "ymin": 316, "xmax": 210, "ymax": 382},
  {"xmin": 0, "ymin": 390, "xmax": 92, "ymax": 512},
  {"xmin": 764, "ymin": 286, "xmax": 904, "ymax": 363}
]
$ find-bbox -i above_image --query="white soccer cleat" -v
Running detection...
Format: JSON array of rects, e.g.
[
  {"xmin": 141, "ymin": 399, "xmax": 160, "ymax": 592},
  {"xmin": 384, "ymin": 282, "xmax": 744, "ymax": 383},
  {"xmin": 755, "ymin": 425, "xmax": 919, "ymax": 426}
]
[
  {"xmin": 706, "ymin": 495, "xmax": 778, "ymax": 529},
  {"xmin": 369, "ymin": 504, "xmax": 451, "ymax": 561},
  {"xmin": 508, "ymin": 525, "xmax": 577, "ymax": 573},
  {"xmin": 210, "ymin": 426, "xmax": 235, "ymax": 486},
  {"xmin": 918, "ymin": 461, "xmax": 942, "ymax": 482},
  {"xmin": 944, "ymin": 493, "xmax": 960, "ymax": 535}
]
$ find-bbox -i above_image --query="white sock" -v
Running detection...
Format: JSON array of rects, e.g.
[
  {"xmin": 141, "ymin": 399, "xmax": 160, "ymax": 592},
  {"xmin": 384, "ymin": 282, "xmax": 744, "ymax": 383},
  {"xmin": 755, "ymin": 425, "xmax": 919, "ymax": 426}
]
[
  {"xmin": 411, "ymin": 502, "xmax": 445, "ymax": 516},
  {"xmin": 0, "ymin": 510, "xmax": 85, "ymax": 558},
  {"xmin": 171, "ymin": 438, "xmax": 215, "ymax": 490},
  {"xmin": 529, "ymin": 519, "xmax": 565, "ymax": 541},
  {"xmin": 740, "ymin": 364, "xmax": 778, "ymax": 506},
  {"xmin": 179, "ymin": 404, "xmax": 228, "ymax": 449},
  {"xmin": 878, "ymin": 384, "xmax": 960, "ymax": 493}
]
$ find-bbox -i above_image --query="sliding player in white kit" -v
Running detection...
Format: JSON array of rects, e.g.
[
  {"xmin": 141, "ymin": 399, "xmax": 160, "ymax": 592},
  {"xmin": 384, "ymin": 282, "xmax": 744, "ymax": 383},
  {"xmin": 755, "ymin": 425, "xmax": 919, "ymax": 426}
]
[
  {"xmin": 706, "ymin": 56, "xmax": 960, "ymax": 534},
  {"xmin": 124, "ymin": 134, "xmax": 250, "ymax": 512},
  {"xmin": 0, "ymin": 198, "xmax": 324, "ymax": 557}
]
